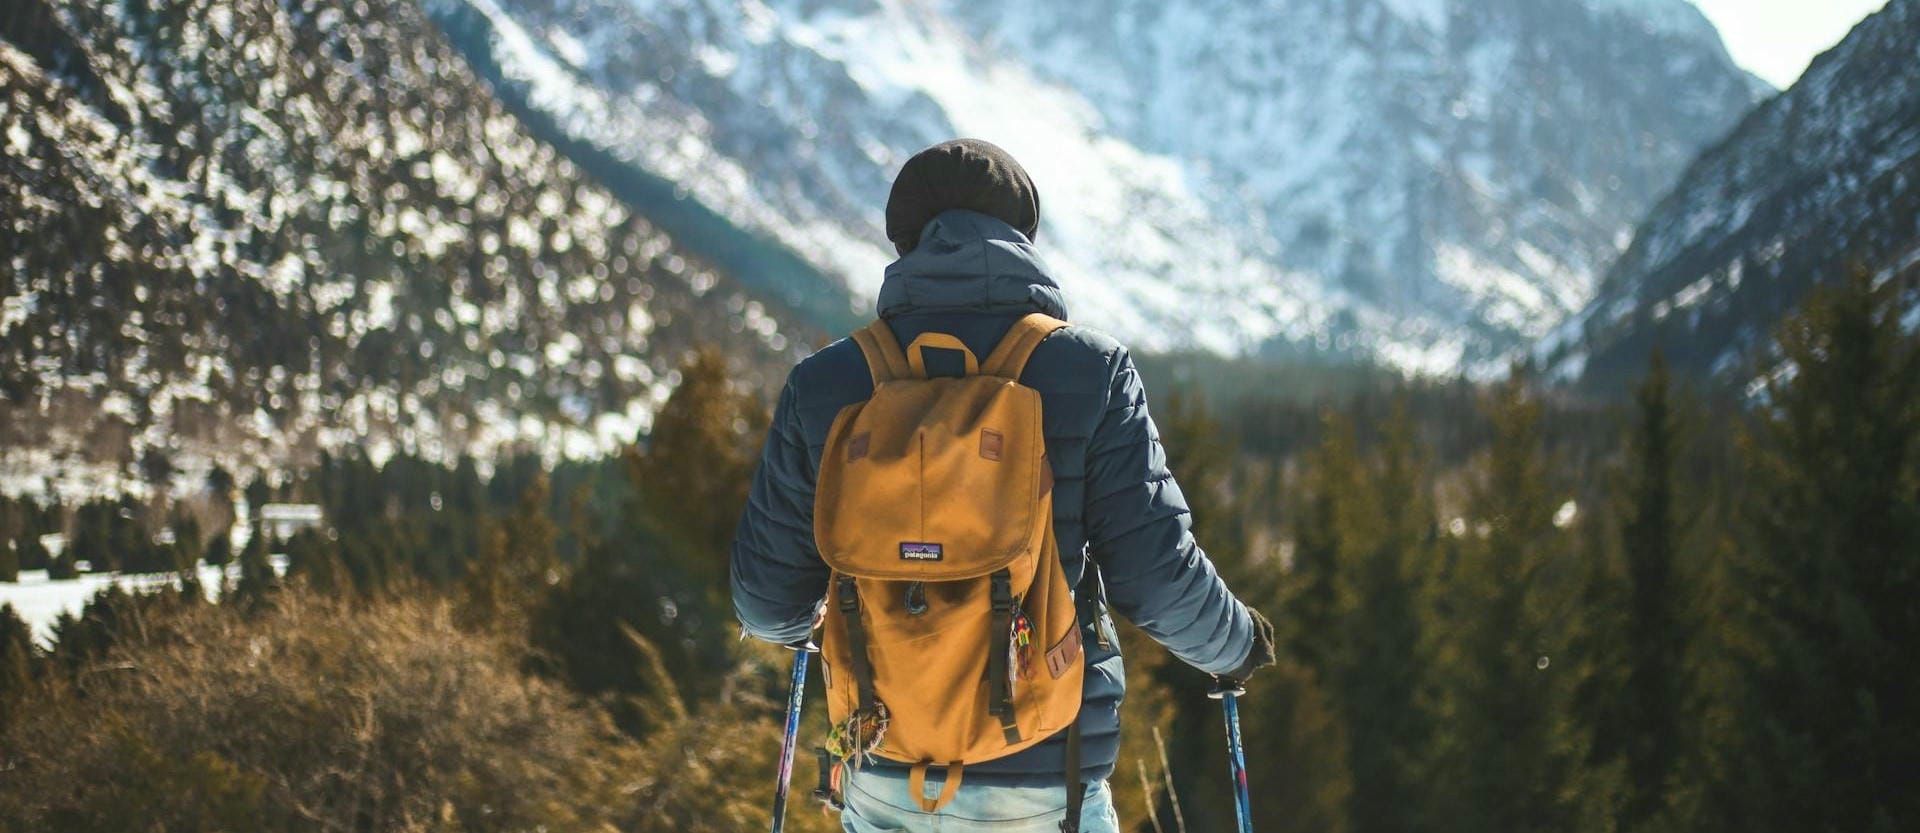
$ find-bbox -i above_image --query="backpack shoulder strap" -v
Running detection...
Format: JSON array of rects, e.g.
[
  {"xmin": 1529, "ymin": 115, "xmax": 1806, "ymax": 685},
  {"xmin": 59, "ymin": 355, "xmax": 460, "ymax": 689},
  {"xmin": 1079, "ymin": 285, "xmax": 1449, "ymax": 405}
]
[
  {"xmin": 849, "ymin": 320, "xmax": 912, "ymax": 384},
  {"xmin": 980, "ymin": 313, "xmax": 1069, "ymax": 380}
]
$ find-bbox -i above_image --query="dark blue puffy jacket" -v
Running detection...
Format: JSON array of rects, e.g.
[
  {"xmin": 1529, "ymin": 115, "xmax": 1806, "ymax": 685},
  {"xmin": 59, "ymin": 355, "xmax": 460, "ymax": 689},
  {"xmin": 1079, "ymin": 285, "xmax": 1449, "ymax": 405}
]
[{"xmin": 730, "ymin": 209, "xmax": 1255, "ymax": 785}]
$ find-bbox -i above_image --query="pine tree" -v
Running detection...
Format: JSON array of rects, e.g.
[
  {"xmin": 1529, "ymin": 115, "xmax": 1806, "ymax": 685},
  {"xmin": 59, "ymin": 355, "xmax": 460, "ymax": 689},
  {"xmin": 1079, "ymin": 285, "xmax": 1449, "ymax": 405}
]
[
  {"xmin": 206, "ymin": 465, "xmax": 237, "ymax": 529},
  {"xmin": 1159, "ymin": 387, "xmax": 1250, "ymax": 574},
  {"xmin": 48, "ymin": 585, "xmax": 141, "ymax": 674},
  {"xmin": 1146, "ymin": 388, "xmax": 1357, "ymax": 833},
  {"xmin": 1286, "ymin": 411, "xmax": 1363, "ymax": 679},
  {"xmin": 1720, "ymin": 272, "xmax": 1920, "ymax": 832},
  {"xmin": 12, "ymin": 497, "xmax": 51, "ymax": 572},
  {"xmin": 169, "ymin": 511, "xmax": 202, "ymax": 570},
  {"xmin": 203, "ymin": 530, "xmax": 232, "ymax": 567},
  {"xmin": 460, "ymin": 474, "xmax": 558, "ymax": 630},
  {"xmin": 286, "ymin": 529, "xmax": 344, "ymax": 597},
  {"xmin": 627, "ymin": 349, "xmax": 768, "ymax": 597},
  {"xmin": 530, "ymin": 532, "xmax": 736, "ymax": 736},
  {"xmin": 13, "ymin": 531, "xmax": 51, "ymax": 574},
  {"xmin": 243, "ymin": 475, "xmax": 270, "ymax": 525},
  {"xmin": 1574, "ymin": 350, "xmax": 1695, "ymax": 831},
  {"xmin": 1429, "ymin": 374, "xmax": 1586, "ymax": 833},
  {"xmin": 502, "ymin": 474, "xmax": 559, "ymax": 583},
  {"xmin": 1234, "ymin": 659, "xmax": 1356, "ymax": 833},
  {"xmin": 46, "ymin": 546, "xmax": 79, "ymax": 580},
  {"xmin": 172, "ymin": 510, "xmax": 207, "ymax": 605},
  {"xmin": 1337, "ymin": 401, "xmax": 1437, "ymax": 833},
  {"xmin": 69, "ymin": 499, "xmax": 113, "ymax": 573},
  {"xmin": 109, "ymin": 496, "xmax": 153, "ymax": 573},
  {"xmin": 0, "ymin": 535, "xmax": 18, "ymax": 583},
  {"xmin": 234, "ymin": 528, "xmax": 276, "ymax": 604},
  {"xmin": 0, "ymin": 603, "xmax": 33, "ymax": 720},
  {"xmin": 0, "ymin": 497, "xmax": 17, "ymax": 582}
]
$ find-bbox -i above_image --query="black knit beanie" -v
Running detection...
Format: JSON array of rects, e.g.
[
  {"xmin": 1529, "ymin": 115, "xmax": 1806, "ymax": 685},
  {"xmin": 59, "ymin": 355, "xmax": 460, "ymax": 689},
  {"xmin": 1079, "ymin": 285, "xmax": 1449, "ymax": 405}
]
[{"xmin": 885, "ymin": 138, "xmax": 1040, "ymax": 255}]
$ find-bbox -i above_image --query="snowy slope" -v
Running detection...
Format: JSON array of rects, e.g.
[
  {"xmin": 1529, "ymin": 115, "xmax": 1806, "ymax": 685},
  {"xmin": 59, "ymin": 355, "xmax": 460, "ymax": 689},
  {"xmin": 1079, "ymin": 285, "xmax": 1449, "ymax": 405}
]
[
  {"xmin": 0, "ymin": 558, "xmax": 285, "ymax": 644},
  {"xmin": 1539, "ymin": 0, "xmax": 1920, "ymax": 387},
  {"xmin": 0, "ymin": 0, "xmax": 802, "ymax": 491},
  {"xmin": 429, "ymin": 0, "xmax": 1338, "ymax": 359},
  {"xmin": 428, "ymin": 0, "xmax": 1765, "ymax": 371}
]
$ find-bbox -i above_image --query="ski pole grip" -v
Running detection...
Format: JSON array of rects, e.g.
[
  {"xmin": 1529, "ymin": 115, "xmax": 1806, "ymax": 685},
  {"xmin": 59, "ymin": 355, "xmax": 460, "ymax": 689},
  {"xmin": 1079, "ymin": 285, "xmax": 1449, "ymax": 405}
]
[
  {"xmin": 786, "ymin": 639, "xmax": 819, "ymax": 652},
  {"xmin": 1208, "ymin": 677, "xmax": 1246, "ymax": 699}
]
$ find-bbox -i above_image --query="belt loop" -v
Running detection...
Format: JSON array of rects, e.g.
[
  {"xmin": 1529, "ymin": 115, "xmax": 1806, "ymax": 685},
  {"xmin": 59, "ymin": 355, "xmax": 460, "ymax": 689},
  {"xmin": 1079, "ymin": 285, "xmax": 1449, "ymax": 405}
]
[{"xmin": 910, "ymin": 761, "xmax": 966, "ymax": 812}]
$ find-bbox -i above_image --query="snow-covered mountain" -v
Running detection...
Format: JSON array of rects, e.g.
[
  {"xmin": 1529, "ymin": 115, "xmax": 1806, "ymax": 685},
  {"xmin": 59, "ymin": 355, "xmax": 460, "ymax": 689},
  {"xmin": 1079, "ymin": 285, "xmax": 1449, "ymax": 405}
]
[
  {"xmin": 0, "ymin": 0, "xmax": 800, "ymax": 494},
  {"xmin": 1538, "ymin": 0, "xmax": 1920, "ymax": 388},
  {"xmin": 427, "ymin": 0, "xmax": 1766, "ymax": 371}
]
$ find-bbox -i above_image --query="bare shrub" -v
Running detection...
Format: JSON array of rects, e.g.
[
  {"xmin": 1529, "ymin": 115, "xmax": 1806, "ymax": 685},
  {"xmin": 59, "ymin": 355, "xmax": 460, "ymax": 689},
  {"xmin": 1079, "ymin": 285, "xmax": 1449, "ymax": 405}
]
[{"xmin": 0, "ymin": 593, "xmax": 831, "ymax": 833}]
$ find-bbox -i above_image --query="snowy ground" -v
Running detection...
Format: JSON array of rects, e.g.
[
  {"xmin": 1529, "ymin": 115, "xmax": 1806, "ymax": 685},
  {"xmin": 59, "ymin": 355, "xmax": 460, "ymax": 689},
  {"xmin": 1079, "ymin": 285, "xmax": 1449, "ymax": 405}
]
[{"xmin": 1, "ymin": 556, "xmax": 290, "ymax": 646}]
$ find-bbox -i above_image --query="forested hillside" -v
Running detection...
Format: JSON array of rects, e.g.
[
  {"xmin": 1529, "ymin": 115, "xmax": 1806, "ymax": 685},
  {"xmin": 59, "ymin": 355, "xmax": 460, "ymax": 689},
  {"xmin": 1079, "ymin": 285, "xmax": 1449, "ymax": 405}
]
[
  {"xmin": 0, "ymin": 0, "xmax": 802, "ymax": 495},
  {"xmin": 5, "ymin": 276, "xmax": 1914, "ymax": 833}
]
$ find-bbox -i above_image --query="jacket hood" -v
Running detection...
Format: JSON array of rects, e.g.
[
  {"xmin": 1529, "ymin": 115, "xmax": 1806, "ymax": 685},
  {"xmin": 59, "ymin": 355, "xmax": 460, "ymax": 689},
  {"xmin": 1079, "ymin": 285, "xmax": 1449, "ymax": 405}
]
[{"xmin": 876, "ymin": 209, "xmax": 1069, "ymax": 321}]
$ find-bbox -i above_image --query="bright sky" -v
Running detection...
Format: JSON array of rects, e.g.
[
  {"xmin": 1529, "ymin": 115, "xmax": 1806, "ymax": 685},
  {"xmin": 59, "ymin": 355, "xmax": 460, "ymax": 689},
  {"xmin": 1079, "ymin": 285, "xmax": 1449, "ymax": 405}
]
[{"xmin": 1689, "ymin": 0, "xmax": 1892, "ymax": 88}]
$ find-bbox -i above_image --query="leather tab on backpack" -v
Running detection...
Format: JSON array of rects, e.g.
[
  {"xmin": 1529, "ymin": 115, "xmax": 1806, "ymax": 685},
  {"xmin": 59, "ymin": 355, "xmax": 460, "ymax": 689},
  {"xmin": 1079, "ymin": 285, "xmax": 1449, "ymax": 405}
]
[
  {"xmin": 1046, "ymin": 621, "xmax": 1082, "ymax": 680},
  {"xmin": 980, "ymin": 429, "xmax": 1004, "ymax": 461}
]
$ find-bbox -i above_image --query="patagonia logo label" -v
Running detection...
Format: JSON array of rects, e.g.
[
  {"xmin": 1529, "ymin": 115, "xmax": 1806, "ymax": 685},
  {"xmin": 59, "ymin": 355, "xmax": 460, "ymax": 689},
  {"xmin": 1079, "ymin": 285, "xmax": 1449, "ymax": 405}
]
[{"xmin": 900, "ymin": 542, "xmax": 944, "ymax": 561}]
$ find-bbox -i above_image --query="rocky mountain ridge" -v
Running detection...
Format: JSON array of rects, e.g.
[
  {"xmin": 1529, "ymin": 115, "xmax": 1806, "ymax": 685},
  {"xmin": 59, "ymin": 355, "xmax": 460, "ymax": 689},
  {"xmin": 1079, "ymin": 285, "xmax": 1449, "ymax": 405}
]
[
  {"xmin": 1538, "ymin": 0, "xmax": 1920, "ymax": 388},
  {"xmin": 428, "ymin": 0, "xmax": 1767, "ymax": 371},
  {"xmin": 0, "ymin": 0, "xmax": 799, "ymax": 497}
]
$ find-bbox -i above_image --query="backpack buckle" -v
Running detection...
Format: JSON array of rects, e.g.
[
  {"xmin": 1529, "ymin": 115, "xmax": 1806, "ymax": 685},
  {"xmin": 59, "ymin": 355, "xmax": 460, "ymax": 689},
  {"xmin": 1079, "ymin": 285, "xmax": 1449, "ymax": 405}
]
[
  {"xmin": 837, "ymin": 576, "xmax": 859, "ymax": 613},
  {"xmin": 989, "ymin": 571, "xmax": 1014, "ymax": 612}
]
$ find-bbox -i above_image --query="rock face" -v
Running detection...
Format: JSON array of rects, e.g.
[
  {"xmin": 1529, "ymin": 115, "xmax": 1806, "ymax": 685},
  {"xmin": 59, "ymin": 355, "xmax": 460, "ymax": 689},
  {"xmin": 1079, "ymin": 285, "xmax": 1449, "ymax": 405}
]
[
  {"xmin": 429, "ymin": 0, "xmax": 1763, "ymax": 370},
  {"xmin": 1541, "ymin": 0, "xmax": 1920, "ymax": 389},
  {"xmin": 0, "ymin": 0, "xmax": 798, "ymax": 483}
]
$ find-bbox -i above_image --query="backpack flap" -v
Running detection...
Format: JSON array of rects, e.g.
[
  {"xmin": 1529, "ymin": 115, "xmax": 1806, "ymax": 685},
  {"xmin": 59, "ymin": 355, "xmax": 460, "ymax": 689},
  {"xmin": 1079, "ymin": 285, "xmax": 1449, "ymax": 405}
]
[{"xmin": 815, "ymin": 371, "xmax": 1048, "ymax": 582}]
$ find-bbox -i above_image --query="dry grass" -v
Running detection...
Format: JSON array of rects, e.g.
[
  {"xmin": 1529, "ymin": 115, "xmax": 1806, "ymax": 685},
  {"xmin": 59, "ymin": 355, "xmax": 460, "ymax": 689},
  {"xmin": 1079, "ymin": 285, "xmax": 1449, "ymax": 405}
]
[{"xmin": 0, "ymin": 592, "xmax": 835, "ymax": 833}]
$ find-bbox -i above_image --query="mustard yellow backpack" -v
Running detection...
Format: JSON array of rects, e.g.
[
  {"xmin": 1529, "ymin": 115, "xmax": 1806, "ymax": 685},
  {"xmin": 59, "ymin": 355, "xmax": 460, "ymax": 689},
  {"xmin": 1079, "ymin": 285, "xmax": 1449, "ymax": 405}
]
[{"xmin": 814, "ymin": 312, "xmax": 1086, "ymax": 815}]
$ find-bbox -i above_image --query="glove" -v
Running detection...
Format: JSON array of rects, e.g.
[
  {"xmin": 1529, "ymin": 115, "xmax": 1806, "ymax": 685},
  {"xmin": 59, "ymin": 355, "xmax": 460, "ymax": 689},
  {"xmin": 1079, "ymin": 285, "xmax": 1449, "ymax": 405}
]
[{"xmin": 1220, "ymin": 606, "xmax": 1276, "ymax": 684}]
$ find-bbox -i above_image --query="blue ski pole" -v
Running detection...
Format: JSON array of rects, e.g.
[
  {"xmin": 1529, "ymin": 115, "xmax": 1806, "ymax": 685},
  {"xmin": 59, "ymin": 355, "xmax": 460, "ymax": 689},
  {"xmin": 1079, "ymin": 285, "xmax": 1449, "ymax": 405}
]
[
  {"xmin": 771, "ymin": 640, "xmax": 816, "ymax": 833},
  {"xmin": 1210, "ymin": 678, "xmax": 1254, "ymax": 833}
]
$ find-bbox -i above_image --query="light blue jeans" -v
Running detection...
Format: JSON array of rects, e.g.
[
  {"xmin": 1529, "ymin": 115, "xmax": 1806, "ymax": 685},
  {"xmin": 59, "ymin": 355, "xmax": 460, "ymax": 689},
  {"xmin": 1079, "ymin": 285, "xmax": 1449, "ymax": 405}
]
[{"xmin": 839, "ymin": 767, "xmax": 1119, "ymax": 832}]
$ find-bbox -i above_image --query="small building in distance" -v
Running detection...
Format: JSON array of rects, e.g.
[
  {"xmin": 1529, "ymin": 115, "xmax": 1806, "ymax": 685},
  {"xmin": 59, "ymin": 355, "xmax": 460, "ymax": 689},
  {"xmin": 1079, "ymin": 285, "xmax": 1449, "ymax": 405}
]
[{"xmin": 258, "ymin": 504, "xmax": 325, "ymax": 541}]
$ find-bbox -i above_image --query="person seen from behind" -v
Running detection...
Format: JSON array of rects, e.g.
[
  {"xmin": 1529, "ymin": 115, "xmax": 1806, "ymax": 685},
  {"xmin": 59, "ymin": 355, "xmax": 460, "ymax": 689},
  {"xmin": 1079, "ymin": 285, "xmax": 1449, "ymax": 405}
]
[{"xmin": 731, "ymin": 138, "xmax": 1277, "ymax": 833}]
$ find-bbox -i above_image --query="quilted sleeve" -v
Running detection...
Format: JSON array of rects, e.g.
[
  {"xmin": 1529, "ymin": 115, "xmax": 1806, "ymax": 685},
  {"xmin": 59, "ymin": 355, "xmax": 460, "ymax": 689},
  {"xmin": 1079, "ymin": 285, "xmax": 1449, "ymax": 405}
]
[
  {"xmin": 1081, "ymin": 347, "xmax": 1254, "ymax": 676},
  {"xmin": 729, "ymin": 372, "xmax": 829, "ymax": 645}
]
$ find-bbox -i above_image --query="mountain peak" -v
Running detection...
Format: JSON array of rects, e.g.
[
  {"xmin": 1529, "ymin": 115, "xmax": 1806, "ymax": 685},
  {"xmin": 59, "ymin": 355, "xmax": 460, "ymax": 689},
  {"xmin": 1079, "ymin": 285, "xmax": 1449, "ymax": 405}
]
[
  {"xmin": 432, "ymin": 0, "xmax": 1762, "ymax": 372},
  {"xmin": 1541, "ymin": 0, "xmax": 1920, "ymax": 388}
]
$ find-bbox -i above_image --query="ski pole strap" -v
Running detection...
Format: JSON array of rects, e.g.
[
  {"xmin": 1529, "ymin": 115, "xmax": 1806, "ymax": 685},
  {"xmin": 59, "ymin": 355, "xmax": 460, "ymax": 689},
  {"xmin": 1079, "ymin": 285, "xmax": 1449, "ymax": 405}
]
[
  {"xmin": 988, "ymin": 569, "xmax": 1020, "ymax": 744},
  {"xmin": 812, "ymin": 747, "xmax": 844, "ymax": 810},
  {"xmin": 837, "ymin": 576, "xmax": 879, "ymax": 712},
  {"xmin": 1059, "ymin": 715, "xmax": 1085, "ymax": 833}
]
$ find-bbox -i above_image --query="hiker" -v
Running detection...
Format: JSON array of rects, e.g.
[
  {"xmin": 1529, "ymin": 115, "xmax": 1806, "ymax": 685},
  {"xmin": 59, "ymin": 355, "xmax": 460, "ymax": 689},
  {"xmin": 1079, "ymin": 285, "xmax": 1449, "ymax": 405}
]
[{"xmin": 731, "ymin": 138, "xmax": 1276, "ymax": 833}]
